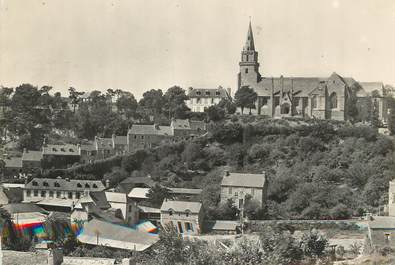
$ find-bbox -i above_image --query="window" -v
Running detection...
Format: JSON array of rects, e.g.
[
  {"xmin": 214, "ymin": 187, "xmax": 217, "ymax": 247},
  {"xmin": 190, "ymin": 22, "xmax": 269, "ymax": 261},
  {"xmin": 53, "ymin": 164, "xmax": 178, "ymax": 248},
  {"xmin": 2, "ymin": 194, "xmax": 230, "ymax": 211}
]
[
  {"xmin": 85, "ymin": 183, "xmax": 90, "ymax": 188},
  {"xmin": 60, "ymin": 148, "xmax": 65, "ymax": 152},
  {"xmin": 385, "ymin": 233, "xmax": 391, "ymax": 244},
  {"xmin": 281, "ymin": 103, "xmax": 290, "ymax": 114},
  {"xmin": 56, "ymin": 191, "xmax": 61, "ymax": 198},
  {"xmin": 43, "ymin": 182, "xmax": 49, "ymax": 187},
  {"xmin": 77, "ymin": 183, "xmax": 82, "ymax": 188},
  {"xmin": 245, "ymin": 68, "xmax": 248, "ymax": 74},
  {"xmin": 234, "ymin": 191, "xmax": 238, "ymax": 197},
  {"xmin": 129, "ymin": 205, "xmax": 132, "ymax": 212},
  {"xmin": 312, "ymin": 95, "xmax": 318, "ymax": 109},
  {"xmin": 34, "ymin": 190, "xmax": 38, "ymax": 196},
  {"xmin": 329, "ymin": 92, "xmax": 337, "ymax": 109},
  {"xmin": 141, "ymin": 135, "xmax": 144, "ymax": 139},
  {"xmin": 215, "ymin": 91, "xmax": 220, "ymax": 96},
  {"xmin": 196, "ymin": 91, "xmax": 201, "ymax": 95},
  {"xmin": 49, "ymin": 191, "xmax": 54, "ymax": 198},
  {"xmin": 68, "ymin": 192, "xmax": 73, "ymax": 199},
  {"xmin": 251, "ymin": 188, "xmax": 255, "ymax": 196},
  {"xmin": 185, "ymin": 210, "xmax": 190, "ymax": 217},
  {"xmin": 26, "ymin": 190, "xmax": 31, "ymax": 197},
  {"xmin": 185, "ymin": 222, "xmax": 193, "ymax": 232},
  {"xmin": 133, "ymin": 135, "xmax": 137, "ymax": 139},
  {"xmin": 69, "ymin": 149, "xmax": 74, "ymax": 152},
  {"xmin": 228, "ymin": 187, "xmax": 232, "ymax": 195},
  {"xmin": 246, "ymin": 54, "xmax": 249, "ymax": 61},
  {"xmin": 41, "ymin": 190, "xmax": 46, "ymax": 197},
  {"xmin": 32, "ymin": 181, "xmax": 38, "ymax": 186},
  {"xmin": 169, "ymin": 210, "xmax": 173, "ymax": 216},
  {"xmin": 54, "ymin": 182, "xmax": 60, "ymax": 187},
  {"xmin": 205, "ymin": 91, "xmax": 210, "ymax": 96},
  {"xmin": 76, "ymin": 192, "xmax": 81, "ymax": 199},
  {"xmin": 52, "ymin": 148, "xmax": 57, "ymax": 152},
  {"xmin": 93, "ymin": 184, "xmax": 98, "ymax": 188}
]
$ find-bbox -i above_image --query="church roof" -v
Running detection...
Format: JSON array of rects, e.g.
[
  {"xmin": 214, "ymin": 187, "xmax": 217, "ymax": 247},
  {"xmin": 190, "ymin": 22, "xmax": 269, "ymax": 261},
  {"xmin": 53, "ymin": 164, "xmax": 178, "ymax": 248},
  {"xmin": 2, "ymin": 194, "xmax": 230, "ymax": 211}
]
[{"xmin": 244, "ymin": 21, "xmax": 255, "ymax": 51}]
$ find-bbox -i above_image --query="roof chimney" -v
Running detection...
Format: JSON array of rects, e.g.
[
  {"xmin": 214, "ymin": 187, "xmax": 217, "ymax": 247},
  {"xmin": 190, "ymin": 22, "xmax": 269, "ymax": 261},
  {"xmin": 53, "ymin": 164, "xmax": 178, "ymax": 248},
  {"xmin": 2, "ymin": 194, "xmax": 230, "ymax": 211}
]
[
  {"xmin": 225, "ymin": 170, "xmax": 230, "ymax": 176},
  {"xmin": 105, "ymin": 179, "xmax": 110, "ymax": 188}
]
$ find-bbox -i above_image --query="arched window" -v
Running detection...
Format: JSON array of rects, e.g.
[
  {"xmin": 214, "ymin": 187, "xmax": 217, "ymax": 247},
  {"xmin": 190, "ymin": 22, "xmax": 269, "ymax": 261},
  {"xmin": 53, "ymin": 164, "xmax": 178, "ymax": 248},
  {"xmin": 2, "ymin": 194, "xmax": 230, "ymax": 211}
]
[
  {"xmin": 329, "ymin": 92, "xmax": 337, "ymax": 109},
  {"xmin": 312, "ymin": 95, "xmax": 318, "ymax": 109},
  {"xmin": 281, "ymin": 103, "xmax": 290, "ymax": 114}
]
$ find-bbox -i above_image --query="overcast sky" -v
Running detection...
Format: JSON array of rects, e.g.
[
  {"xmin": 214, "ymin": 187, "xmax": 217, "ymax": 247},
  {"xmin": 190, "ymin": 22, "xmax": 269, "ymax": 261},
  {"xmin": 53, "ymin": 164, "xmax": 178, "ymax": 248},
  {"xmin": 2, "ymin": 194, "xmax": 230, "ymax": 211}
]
[{"xmin": 1, "ymin": 0, "xmax": 395, "ymax": 98}]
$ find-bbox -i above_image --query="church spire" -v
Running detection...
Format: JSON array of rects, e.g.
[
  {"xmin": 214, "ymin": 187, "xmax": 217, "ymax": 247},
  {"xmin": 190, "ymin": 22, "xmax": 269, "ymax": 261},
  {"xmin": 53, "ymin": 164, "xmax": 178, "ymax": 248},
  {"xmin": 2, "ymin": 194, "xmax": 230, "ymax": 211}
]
[{"xmin": 244, "ymin": 20, "xmax": 255, "ymax": 51}]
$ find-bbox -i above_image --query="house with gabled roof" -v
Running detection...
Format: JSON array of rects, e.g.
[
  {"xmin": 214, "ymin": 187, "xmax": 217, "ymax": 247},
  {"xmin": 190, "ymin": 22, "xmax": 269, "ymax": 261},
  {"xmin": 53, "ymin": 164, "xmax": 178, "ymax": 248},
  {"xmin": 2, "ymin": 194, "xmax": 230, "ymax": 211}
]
[
  {"xmin": 220, "ymin": 170, "xmax": 267, "ymax": 209},
  {"xmin": 160, "ymin": 199, "xmax": 203, "ymax": 235},
  {"xmin": 186, "ymin": 86, "xmax": 231, "ymax": 113}
]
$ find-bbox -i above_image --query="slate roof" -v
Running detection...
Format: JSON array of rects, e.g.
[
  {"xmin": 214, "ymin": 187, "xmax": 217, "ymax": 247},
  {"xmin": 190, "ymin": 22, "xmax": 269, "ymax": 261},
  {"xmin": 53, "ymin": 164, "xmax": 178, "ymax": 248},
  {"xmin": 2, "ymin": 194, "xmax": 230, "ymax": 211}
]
[
  {"xmin": 25, "ymin": 178, "xmax": 105, "ymax": 191},
  {"xmin": 42, "ymin": 144, "xmax": 80, "ymax": 156},
  {"xmin": 368, "ymin": 216, "xmax": 395, "ymax": 229},
  {"xmin": 138, "ymin": 205, "xmax": 161, "ymax": 214},
  {"xmin": 128, "ymin": 187, "xmax": 150, "ymax": 199},
  {"xmin": 90, "ymin": 191, "xmax": 111, "ymax": 209},
  {"xmin": 2, "ymin": 203, "xmax": 46, "ymax": 214},
  {"xmin": 4, "ymin": 157, "xmax": 22, "ymax": 168},
  {"xmin": 128, "ymin": 124, "xmax": 173, "ymax": 136},
  {"xmin": 22, "ymin": 150, "xmax": 43, "ymax": 161},
  {"xmin": 168, "ymin": 188, "xmax": 202, "ymax": 195},
  {"xmin": 160, "ymin": 200, "xmax": 202, "ymax": 213},
  {"xmin": 221, "ymin": 172, "xmax": 266, "ymax": 188},
  {"xmin": 77, "ymin": 218, "xmax": 159, "ymax": 251},
  {"xmin": 105, "ymin": 191, "xmax": 127, "ymax": 203},
  {"xmin": 187, "ymin": 87, "xmax": 230, "ymax": 99}
]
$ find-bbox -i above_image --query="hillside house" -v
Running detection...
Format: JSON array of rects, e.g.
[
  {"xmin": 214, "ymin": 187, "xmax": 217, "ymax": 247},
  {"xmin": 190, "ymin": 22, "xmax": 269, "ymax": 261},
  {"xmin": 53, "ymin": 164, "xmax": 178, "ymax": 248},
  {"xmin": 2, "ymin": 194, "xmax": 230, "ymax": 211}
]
[
  {"xmin": 220, "ymin": 171, "xmax": 267, "ymax": 209},
  {"xmin": 160, "ymin": 200, "xmax": 203, "ymax": 235}
]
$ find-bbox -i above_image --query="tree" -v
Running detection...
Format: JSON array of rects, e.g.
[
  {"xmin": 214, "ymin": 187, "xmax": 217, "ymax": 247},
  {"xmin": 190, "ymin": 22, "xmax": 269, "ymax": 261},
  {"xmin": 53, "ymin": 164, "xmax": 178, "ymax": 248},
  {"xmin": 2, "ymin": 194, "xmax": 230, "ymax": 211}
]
[
  {"xmin": 205, "ymin": 105, "xmax": 225, "ymax": 122},
  {"xmin": 300, "ymin": 230, "xmax": 328, "ymax": 258},
  {"xmin": 68, "ymin": 87, "xmax": 84, "ymax": 113},
  {"xmin": 116, "ymin": 91, "xmax": 138, "ymax": 119},
  {"xmin": 146, "ymin": 184, "xmax": 173, "ymax": 208},
  {"xmin": 164, "ymin": 86, "xmax": 190, "ymax": 119},
  {"xmin": 139, "ymin": 89, "xmax": 165, "ymax": 118},
  {"xmin": 234, "ymin": 86, "xmax": 257, "ymax": 114}
]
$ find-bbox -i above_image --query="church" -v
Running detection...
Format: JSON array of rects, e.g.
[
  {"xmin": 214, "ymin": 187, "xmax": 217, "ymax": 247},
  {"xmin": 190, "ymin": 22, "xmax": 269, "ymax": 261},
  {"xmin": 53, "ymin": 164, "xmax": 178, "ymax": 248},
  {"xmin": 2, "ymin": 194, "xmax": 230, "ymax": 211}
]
[{"xmin": 237, "ymin": 22, "xmax": 389, "ymax": 122}]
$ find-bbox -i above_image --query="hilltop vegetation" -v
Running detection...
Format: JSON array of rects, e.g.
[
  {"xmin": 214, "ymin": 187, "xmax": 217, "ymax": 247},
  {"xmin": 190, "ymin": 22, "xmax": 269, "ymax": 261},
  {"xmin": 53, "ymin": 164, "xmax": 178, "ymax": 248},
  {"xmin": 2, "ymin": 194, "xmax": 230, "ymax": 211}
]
[{"xmin": 48, "ymin": 117, "xmax": 395, "ymax": 220}]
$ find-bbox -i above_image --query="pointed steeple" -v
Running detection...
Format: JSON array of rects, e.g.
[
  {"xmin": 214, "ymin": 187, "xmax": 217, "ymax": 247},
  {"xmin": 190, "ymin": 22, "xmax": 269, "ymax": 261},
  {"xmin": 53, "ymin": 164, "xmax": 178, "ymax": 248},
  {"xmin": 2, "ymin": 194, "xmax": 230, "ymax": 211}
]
[{"xmin": 244, "ymin": 20, "xmax": 255, "ymax": 51}]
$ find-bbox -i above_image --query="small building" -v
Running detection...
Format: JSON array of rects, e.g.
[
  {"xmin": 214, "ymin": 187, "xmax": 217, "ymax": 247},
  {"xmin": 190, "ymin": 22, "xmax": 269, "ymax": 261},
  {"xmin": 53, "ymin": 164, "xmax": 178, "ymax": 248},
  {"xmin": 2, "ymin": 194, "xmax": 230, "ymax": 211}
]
[
  {"xmin": 220, "ymin": 171, "xmax": 267, "ymax": 209},
  {"xmin": 79, "ymin": 143, "xmax": 97, "ymax": 164},
  {"xmin": 23, "ymin": 177, "xmax": 106, "ymax": 203},
  {"xmin": 3, "ymin": 156, "xmax": 23, "ymax": 177},
  {"xmin": 21, "ymin": 149, "xmax": 43, "ymax": 170},
  {"xmin": 77, "ymin": 218, "xmax": 159, "ymax": 251},
  {"xmin": 104, "ymin": 191, "xmax": 139, "ymax": 225},
  {"xmin": 128, "ymin": 187, "xmax": 150, "ymax": 202},
  {"xmin": 367, "ymin": 216, "xmax": 395, "ymax": 249},
  {"xmin": 160, "ymin": 200, "xmax": 203, "ymax": 235},
  {"xmin": 186, "ymin": 87, "xmax": 232, "ymax": 112},
  {"xmin": 138, "ymin": 205, "xmax": 161, "ymax": 226}
]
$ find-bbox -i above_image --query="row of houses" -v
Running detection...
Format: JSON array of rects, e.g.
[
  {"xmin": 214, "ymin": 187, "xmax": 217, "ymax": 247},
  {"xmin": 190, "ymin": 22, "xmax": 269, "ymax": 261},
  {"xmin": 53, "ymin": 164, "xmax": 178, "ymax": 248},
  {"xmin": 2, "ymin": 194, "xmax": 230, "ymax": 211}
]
[
  {"xmin": 3, "ymin": 118, "xmax": 207, "ymax": 176},
  {"xmin": 0, "ymin": 169, "xmax": 268, "ymax": 253}
]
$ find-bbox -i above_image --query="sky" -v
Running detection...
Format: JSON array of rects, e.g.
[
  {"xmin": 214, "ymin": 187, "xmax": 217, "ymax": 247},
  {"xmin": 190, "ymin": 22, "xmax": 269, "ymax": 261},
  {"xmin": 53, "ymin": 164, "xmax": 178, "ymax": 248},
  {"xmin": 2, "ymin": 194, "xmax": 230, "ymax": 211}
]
[{"xmin": 1, "ymin": 0, "xmax": 395, "ymax": 99}]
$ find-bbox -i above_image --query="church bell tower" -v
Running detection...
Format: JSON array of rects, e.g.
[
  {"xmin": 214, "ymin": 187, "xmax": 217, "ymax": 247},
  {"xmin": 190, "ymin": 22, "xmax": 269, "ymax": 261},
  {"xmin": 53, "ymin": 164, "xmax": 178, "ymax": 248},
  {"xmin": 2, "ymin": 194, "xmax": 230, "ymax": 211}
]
[{"xmin": 238, "ymin": 21, "xmax": 261, "ymax": 90}]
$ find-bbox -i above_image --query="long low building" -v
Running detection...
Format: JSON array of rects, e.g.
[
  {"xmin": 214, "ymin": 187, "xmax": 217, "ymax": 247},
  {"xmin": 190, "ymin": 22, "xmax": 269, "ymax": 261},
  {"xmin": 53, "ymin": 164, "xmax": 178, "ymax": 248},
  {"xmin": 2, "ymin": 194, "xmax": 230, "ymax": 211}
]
[{"xmin": 77, "ymin": 218, "xmax": 159, "ymax": 251}]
